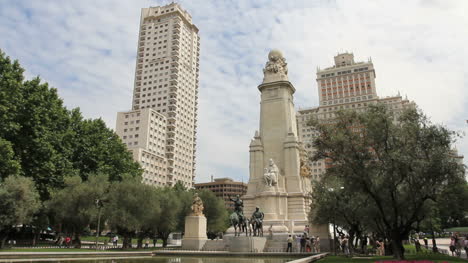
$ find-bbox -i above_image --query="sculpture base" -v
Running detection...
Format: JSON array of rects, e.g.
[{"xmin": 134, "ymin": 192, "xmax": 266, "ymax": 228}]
[
  {"xmin": 228, "ymin": 236, "xmax": 267, "ymax": 252},
  {"xmin": 181, "ymin": 215, "xmax": 207, "ymax": 250}
]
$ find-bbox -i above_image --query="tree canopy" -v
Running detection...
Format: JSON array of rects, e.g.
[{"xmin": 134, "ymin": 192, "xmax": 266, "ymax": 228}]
[
  {"xmin": 0, "ymin": 49, "xmax": 142, "ymax": 200},
  {"xmin": 310, "ymin": 105, "xmax": 466, "ymax": 260}
]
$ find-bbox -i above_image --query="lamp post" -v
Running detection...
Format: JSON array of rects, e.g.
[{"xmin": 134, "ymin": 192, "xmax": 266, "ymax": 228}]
[{"xmin": 95, "ymin": 199, "xmax": 104, "ymax": 250}]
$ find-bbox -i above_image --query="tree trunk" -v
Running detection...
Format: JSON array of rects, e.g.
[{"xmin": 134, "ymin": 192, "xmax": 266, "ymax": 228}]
[
  {"xmin": 74, "ymin": 233, "xmax": 81, "ymax": 248},
  {"xmin": 0, "ymin": 235, "xmax": 7, "ymax": 249},
  {"xmin": 160, "ymin": 232, "xmax": 169, "ymax": 248},
  {"xmin": 431, "ymin": 228, "xmax": 438, "ymax": 252},
  {"xmin": 137, "ymin": 236, "xmax": 143, "ymax": 249},
  {"xmin": 390, "ymin": 232, "xmax": 405, "ymax": 260}
]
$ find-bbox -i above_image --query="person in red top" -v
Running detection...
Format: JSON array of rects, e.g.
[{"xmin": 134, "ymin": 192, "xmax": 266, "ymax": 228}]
[{"xmin": 65, "ymin": 236, "xmax": 71, "ymax": 248}]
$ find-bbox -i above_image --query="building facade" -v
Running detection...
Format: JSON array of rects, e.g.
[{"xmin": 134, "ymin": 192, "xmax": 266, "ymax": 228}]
[
  {"xmin": 297, "ymin": 52, "xmax": 415, "ymax": 180},
  {"xmin": 194, "ymin": 178, "xmax": 247, "ymax": 209},
  {"xmin": 116, "ymin": 3, "xmax": 200, "ymax": 188}
]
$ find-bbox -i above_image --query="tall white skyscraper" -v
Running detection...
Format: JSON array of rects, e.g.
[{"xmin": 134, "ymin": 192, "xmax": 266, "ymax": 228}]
[{"xmin": 116, "ymin": 3, "xmax": 200, "ymax": 188}]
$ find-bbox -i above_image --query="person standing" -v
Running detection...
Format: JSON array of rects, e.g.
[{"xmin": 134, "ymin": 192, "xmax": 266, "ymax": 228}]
[
  {"xmin": 286, "ymin": 235, "xmax": 293, "ymax": 252},
  {"xmin": 295, "ymin": 235, "xmax": 301, "ymax": 252},
  {"xmin": 423, "ymin": 237, "xmax": 428, "ymax": 249},
  {"xmin": 342, "ymin": 236, "xmax": 349, "ymax": 256},
  {"xmin": 300, "ymin": 235, "xmax": 306, "ymax": 253},
  {"xmin": 450, "ymin": 236, "xmax": 456, "ymax": 256},
  {"xmin": 315, "ymin": 236, "xmax": 321, "ymax": 253},
  {"xmin": 144, "ymin": 238, "xmax": 149, "ymax": 248},
  {"xmin": 463, "ymin": 235, "xmax": 468, "ymax": 259},
  {"xmin": 376, "ymin": 239, "xmax": 382, "ymax": 256}
]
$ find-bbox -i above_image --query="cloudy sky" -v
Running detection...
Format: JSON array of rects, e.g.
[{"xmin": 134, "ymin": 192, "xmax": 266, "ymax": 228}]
[{"xmin": 1, "ymin": 0, "xmax": 467, "ymax": 183}]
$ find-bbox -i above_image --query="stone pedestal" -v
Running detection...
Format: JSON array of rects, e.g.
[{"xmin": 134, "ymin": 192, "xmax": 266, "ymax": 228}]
[
  {"xmin": 229, "ymin": 236, "xmax": 267, "ymax": 252},
  {"xmin": 181, "ymin": 216, "xmax": 207, "ymax": 250}
]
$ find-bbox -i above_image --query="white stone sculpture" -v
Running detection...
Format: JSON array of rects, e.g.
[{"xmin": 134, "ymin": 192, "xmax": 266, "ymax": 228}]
[
  {"xmin": 262, "ymin": 50, "xmax": 288, "ymax": 83},
  {"xmin": 263, "ymin": 159, "xmax": 279, "ymax": 187}
]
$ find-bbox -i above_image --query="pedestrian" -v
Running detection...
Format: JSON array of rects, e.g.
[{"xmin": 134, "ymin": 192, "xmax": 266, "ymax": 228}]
[
  {"xmin": 342, "ymin": 236, "xmax": 350, "ymax": 256},
  {"xmin": 414, "ymin": 238, "xmax": 421, "ymax": 253},
  {"xmin": 361, "ymin": 235, "xmax": 368, "ymax": 254},
  {"xmin": 153, "ymin": 237, "xmax": 157, "ymax": 247},
  {"xmin": 286, "ymin": 235, "xmax": 293, "ymax": 252},
  {"xmin": 114, "ymin": 235, "xmax": 119, "ymax": 248},
  {"xmin": 450, "ymin": 236, "xmax": 456, "ymax": 256},
  {"xmin": 295, "ymin": 235, "xmax": 301, "ymax": 252},
  {"xmin": 423, "ymin": 237, "xmax": 428, "ymax": 249},
  {"xmin": 306, "ymin": 237, "xmax": 311, "ymax": 252},
  {"xmin": 315, "ymin": 236, "xmax": 321, "ymax": 253},
  {"xmin": 268, "ymin": 225, "xmax": 273, "ymax": 240},
  {"xmin": 376, "ymin": 239, "xmax": 382, "ymax": 256},
  {"xmin": 455, "ymin": 235, "xmax": 462, "ymax": 257},
  {"xmin": 300, "ymin": 235, "xmax": 306, "ymax": 253},
  {"xmin": 310, "ymin": 236, "xmax": 315, "ymax": 253},
  {"xmin": 58, "ymin": 236, "xmax": 64, "ymax": 248},
  {"xmin": 65, "ymin": 236, "xmax": 71, "ymax": 248},
  {"xmin": 144, "ymin": 238, "xmax": 149, "ymax": 248},
  {"xmin": 463, "ymin": 235, "xmax": 468, "ymax": 259}
]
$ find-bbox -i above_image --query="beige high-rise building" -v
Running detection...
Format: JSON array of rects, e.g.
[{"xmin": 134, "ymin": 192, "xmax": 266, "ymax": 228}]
[
  {"xmin": 116, "ymin": 3, "xmax": 200, "ymax": 188},
  {"xmin": 297, "ymin": 52, "xmax": 415, "ymax": 180}
]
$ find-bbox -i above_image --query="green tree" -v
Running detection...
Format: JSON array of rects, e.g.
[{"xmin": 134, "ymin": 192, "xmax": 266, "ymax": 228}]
[
  {"xmin": 310, "ymin": 176, "xmax": 375, "ymax": 253},
  {"xmin": 0, "ymin": 138, "xmax": 21, "ymax": 179},
  {"xmin": 197, "ymin": 190, "xmax": 229, "ymax": 235},
  {"xmin": 0, "ymin": 50, "xmax": 23, "ymax": 139},
  {"xmin": 311, "ymin": 105, "xmax": 464, "ymax": 260},
  {"xmin": 69, "ymin": 115, "xmax": 142, "ymax": 182},
  {"xmin": 104, "ymin": 177, "xmax": 156, "ymax": 249},
  {"xmin": 156, "ymin": 187, "xmax": 184, "ymax": 247},
  {"xmin": 0, "ymin": 176, "xmax": 40, "ymax": 248},
  {"xmin": 47, "ymin": 174, "xmax": 110, "ymax": 247}
]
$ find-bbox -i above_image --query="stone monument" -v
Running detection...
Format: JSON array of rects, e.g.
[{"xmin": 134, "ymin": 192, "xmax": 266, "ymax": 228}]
[
  {"xmin": 242, "ymin": 50, "xmax": 313, "ymax": 235},
  {"xmin": 181, "ymin": 193, "xmax": 208, "ymax": 250}
]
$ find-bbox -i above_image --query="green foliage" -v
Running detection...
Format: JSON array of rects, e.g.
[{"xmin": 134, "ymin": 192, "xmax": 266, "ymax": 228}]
[
  {"xmin": 0, "ymin": 176, "xmax": 40, "ymax": 248},
  {"xmin": 197, "ymin": 189, "xmax": 229, "ymax": 233},
  {"xmin": 104, "ymin": 176, "xmax": 158, "ymax": 248},
  {"xmin": 0, "ymin": 49, "xmax": 141, "ymax": 201},
  {"xmin": 310, "ymin": 105, "xmax": 464, "ymax": 259},
  {"xmin": 46, "ymin": 174, "xmax": 110, "ymax": 243},
  {"xmin": 0, "ymin": 138, "xmax": 21, "ymax": 179}
]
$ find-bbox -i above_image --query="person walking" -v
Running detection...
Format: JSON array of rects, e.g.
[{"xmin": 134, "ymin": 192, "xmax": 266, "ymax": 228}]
[
  {"xmin": 286, "ymin": 235, "xmax": 293, "ymax": 252},
  {"xmin": 423, "ymin": 237, "xmax": 428, "ymax": 250}
]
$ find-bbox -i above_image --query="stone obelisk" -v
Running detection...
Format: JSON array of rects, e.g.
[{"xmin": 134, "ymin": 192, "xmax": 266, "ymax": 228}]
[{"xmin": 243, "ymin": 50, "xmax": 312, "ymax": 235}]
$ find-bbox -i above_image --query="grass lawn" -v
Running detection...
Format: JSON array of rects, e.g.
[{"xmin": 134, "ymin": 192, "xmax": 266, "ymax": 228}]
[
  {"xmin": 80, "ymin": 236, "xmax": 163, "ymax": 245},
  {"xmin": 445, "ymin": 227, "xmax": 468, "ymax": 233},
  {"xmin": 317, "ymin": 254, "xmax": 466, "ymax": 262}
]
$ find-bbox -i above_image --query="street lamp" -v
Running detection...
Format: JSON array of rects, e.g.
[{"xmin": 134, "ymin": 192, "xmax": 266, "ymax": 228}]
[{"xmin": 95, "ymin": 199, "xmax": 104, "ymax": 250}]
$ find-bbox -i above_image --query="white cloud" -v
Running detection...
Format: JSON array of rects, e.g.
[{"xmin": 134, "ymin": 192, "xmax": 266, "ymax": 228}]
[{"xmin": 1, "ymin": 0, "xmax": 467, "ymax": 183}]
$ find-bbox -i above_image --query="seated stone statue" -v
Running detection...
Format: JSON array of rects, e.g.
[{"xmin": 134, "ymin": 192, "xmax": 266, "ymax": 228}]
[{"xmin": 191, "ymin": 193, "xmax": 204, "ymax": 216}]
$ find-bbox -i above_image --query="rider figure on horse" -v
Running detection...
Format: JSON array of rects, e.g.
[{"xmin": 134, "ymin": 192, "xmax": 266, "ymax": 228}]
[
  {"xmin": 229, "ymin": 195, "xmax": 245, "ymax": 221},
  {"xmin": 251, "ymin": 206, "xmax": 264, "ymax": 236}
]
